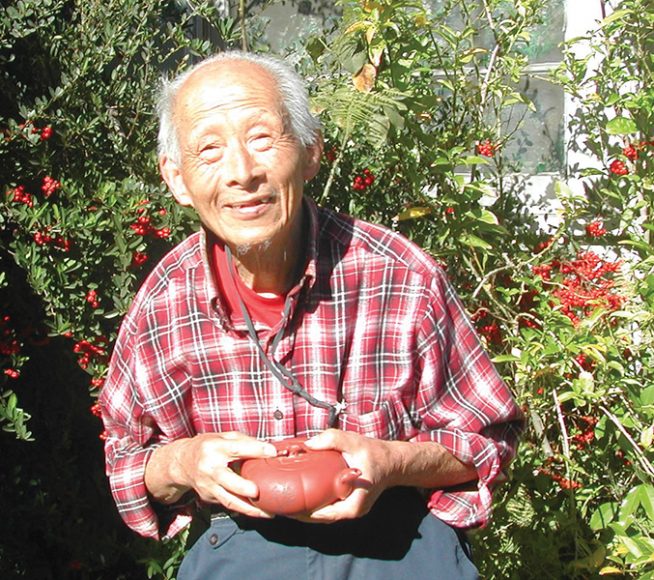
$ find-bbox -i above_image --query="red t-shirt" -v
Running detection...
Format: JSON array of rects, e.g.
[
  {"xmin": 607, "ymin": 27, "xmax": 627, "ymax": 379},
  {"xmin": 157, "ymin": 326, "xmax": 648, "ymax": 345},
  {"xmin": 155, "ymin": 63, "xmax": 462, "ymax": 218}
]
[{"xmin": 210, "ymin": 237, "xmax": 285, "ymax": 328}]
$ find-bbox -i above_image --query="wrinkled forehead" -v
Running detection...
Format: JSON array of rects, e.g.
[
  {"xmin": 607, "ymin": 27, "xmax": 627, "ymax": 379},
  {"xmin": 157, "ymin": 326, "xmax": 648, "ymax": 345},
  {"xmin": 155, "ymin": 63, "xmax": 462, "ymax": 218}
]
[{"xmin": 174, "ymin": 61, "xmax": 286, "ymax": 124}]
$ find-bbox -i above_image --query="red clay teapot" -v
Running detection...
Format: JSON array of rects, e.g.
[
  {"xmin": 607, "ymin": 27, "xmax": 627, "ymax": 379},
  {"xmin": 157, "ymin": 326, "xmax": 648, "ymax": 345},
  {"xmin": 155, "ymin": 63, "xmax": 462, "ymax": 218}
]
[{"xmin": 239, "ymin": 437, "xmax": 361, "ymax": 516}]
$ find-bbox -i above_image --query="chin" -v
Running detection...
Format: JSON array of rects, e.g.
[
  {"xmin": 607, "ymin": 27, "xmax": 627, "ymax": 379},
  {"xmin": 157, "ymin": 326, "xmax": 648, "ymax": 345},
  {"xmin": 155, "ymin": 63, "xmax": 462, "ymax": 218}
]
[{"xmin": 235, "ymin": 238, "xmax": 272, "ymax": 256}]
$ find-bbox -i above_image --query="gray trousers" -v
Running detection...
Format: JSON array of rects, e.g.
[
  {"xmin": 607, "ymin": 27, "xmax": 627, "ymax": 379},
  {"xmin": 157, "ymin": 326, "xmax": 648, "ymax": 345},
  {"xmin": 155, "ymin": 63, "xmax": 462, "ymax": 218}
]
[{"xmin": 178, "ymin": 487, "xmax": 479, "ymax": 580}]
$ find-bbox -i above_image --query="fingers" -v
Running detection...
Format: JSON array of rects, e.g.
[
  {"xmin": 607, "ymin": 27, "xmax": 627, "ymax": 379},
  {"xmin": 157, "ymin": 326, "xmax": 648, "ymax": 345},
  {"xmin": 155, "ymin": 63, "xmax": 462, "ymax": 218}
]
[
  {"xmin": 304, "ymin": 428, "xmax": 349, "ymax": 451},
  {"xmin": 208, "ymin": 487, "xmax": 274, "ymax": 519},
  {"xmin": 186, "ymin": 432, "xmax": 278, "ymax": 516},
  {"xmin": 202, "ymin": 432, "xmax": 277, "ymax": 460},
  {"xmin": 295, "ymin": 488, "xmax": 376, "ymax": 523}
]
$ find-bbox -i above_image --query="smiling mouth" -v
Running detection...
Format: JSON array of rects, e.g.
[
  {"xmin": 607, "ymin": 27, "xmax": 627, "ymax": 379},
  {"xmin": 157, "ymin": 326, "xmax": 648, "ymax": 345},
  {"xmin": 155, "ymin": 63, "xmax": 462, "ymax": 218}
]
[{"xmin": 226, "ymin": 196, "xmax": 275, "ymax": 216}]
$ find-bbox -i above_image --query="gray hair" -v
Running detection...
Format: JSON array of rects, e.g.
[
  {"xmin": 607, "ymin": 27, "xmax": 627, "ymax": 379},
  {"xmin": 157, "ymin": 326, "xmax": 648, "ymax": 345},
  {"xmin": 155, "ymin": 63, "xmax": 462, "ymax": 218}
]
[{"xmin": 156, "ymin": 51, "xmax": 322, "ymax": 162}]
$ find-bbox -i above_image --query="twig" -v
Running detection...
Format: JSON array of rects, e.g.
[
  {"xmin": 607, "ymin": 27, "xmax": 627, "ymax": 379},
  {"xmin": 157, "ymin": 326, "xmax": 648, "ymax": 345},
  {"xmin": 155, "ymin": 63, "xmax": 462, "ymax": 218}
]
[
  {"xmin": 600, "ymin": 405, "xmax": 654, "ymax": 479},
  {"xmin": 471, "ymin": 253, "xmax": 514, "ymax": 300},
  {"xmin": 553, "ymin": 389, "xmax": 571, "ymax": 459},
  {"xmin": 530, "ymin": 409, "xmax": 554, "ymax": 457},
  {"xmin": 239, "ymin": 0, "xmax": 248, "ymax": 51},
  {"xmin": 479, "ymin": 43, "xmax": 501, "ymax": 110},
  {"xmin": 319, "ymin": 130, "xmax": 349, "ymax": 206}
]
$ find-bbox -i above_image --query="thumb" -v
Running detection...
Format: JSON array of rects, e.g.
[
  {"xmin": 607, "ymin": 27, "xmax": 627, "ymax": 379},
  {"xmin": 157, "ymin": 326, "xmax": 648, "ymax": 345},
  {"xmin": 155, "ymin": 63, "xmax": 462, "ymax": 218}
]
[{"xmin": 305, "ymin": 428, "xmax": 342, "ymax": 450}]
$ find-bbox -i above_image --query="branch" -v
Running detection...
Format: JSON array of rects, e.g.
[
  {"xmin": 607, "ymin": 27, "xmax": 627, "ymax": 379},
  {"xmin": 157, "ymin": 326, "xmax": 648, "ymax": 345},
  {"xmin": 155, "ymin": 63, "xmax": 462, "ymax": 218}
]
[
  {"xmin": 600, "ymin": 404, "xmax": 654, "ymax": 479},
  {"xmin": 553, "ymin": 389, "xmax": 571, "ymax": 459}
]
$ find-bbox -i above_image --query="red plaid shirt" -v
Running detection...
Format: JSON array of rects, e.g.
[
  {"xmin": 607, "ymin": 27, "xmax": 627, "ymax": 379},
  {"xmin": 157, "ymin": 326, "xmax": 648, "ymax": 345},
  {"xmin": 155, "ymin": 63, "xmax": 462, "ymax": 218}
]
[{"xmin": 100, "ymin": 198, "xmax": 523, "ymax": 540}]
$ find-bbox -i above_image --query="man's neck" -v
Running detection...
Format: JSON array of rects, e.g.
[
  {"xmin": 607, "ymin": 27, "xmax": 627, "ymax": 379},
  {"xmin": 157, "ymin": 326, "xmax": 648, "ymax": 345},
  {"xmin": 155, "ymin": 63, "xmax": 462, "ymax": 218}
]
[{"xmin": 228, "ymin": 210, "xmax": 307, "ymax": 296}]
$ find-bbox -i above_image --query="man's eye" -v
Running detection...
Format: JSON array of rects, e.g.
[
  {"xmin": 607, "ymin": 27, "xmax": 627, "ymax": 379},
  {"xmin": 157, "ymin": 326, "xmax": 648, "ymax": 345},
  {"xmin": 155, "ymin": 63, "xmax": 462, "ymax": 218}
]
[
  {"xmin": 250, "ymin": 134, "xmax": 274, "ymax": 150},
  {"xmin": 199, "ymin": 145, "xmax": 222, "ymax": 161}
]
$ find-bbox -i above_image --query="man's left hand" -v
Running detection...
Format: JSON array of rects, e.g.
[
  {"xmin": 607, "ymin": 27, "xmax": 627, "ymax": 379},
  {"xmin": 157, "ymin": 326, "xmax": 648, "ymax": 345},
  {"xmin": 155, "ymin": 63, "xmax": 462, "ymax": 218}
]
[{"xmin": 298, "ymin": 429, "xmax": 399, "ymax": 523}]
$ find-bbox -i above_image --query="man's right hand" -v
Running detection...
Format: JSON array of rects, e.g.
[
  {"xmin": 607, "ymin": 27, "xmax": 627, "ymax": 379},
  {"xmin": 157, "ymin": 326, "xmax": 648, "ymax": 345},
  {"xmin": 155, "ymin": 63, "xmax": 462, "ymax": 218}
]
[{"xmin": 144, "ymin": 431, "xmax": 277, "ymax": 518}]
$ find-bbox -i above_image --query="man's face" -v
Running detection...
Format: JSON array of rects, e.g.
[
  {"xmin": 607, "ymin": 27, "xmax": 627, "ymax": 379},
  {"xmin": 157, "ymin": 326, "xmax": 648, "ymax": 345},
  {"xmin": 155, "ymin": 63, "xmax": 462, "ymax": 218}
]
[{"xmin": 160, "ymin": 61, "xmax": 321, "ymax": 253}]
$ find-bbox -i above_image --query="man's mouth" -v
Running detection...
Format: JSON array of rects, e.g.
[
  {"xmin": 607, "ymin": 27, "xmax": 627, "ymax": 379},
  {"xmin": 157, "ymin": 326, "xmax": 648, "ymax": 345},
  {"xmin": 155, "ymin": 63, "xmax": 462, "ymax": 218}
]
[{"xmin": 226, "ymin": 196, "xmax": 275, "ymax": 215}]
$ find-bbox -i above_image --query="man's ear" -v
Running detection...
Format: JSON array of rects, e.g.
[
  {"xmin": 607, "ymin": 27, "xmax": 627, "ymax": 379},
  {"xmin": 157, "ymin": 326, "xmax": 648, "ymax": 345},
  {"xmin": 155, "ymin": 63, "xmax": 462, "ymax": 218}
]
[
  {"xmin": 160, "ymin": 155, "xmax": 193, "ymax": 207},
  {"xmin": 303, "ymin": 132, "xmax": 324, "ymax": 182}
]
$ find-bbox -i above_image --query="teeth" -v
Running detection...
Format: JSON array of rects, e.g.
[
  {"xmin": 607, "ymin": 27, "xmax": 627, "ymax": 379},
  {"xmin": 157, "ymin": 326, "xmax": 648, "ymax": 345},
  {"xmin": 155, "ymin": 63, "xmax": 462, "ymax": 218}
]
[{"xmin": 236, "ymin": 197, "xmax": 271, "ymax": 208}]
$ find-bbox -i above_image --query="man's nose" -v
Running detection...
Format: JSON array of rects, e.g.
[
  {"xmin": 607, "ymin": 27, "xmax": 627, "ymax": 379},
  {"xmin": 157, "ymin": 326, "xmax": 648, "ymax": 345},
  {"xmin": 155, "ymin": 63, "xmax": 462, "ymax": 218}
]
[{"xmin": 222, "ymin": 141, "xmax": 261, "ymax": 187}]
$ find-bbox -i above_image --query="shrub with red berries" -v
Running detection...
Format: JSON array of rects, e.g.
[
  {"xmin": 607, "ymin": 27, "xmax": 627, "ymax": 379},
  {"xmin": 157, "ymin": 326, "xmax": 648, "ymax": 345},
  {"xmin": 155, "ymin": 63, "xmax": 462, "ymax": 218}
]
[{"xmin": 532, "ymin": 250, "xmax": 624, "ymax": 325}]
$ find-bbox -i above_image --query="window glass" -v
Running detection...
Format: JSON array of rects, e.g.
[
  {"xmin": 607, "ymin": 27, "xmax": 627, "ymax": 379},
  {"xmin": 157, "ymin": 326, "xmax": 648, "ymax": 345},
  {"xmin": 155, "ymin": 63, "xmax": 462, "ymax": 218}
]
[
  {"xmin": 502, "ymin": 76, "xmax": 565, "ymax": 174},
  {"xmin": 249, "ymin": 0, "xmax": 341, "ymax": 53},
  {"xmin": 246, "ymin": 0, "xmax": 566, "ymax": 174}
]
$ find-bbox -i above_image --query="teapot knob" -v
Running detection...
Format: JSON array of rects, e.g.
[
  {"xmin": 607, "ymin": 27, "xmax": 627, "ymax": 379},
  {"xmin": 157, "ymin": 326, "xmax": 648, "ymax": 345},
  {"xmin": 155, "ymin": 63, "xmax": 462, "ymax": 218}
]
[{"xmin": 287, "ymin": 443, "xmax": 305, "ymax": 457}]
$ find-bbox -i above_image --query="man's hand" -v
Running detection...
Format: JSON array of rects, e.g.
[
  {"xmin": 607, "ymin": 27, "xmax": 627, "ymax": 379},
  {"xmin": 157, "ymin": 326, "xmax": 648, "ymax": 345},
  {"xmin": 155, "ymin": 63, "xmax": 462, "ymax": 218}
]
[
  {"xmin": 299, "ymin": 429, "xmax": 478, "ymax": 523},
  {"xmin": 298, "ymin": 430, "xmax": 399, "ymax": 523},
  {"xmin": 145, "ymin": 431, "xmax": 277, "ymax": 518}
]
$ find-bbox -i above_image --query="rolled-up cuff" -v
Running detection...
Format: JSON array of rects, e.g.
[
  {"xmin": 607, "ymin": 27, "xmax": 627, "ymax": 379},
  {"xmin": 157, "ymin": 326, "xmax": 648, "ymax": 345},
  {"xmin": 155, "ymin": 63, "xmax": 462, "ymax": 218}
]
[{"xmin": 411, "ymin": 429, "xmax": 505, "ymax": 528}]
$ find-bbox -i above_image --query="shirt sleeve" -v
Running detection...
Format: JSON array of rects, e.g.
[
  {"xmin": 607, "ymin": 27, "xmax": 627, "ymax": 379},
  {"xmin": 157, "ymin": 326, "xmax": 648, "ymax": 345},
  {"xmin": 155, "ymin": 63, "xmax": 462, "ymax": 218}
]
[
  {"xmin": 99, "ymin": 303, "xmax": 193, "ymax": 541},
  {"xmin": 410, "ymin": 268, "xmax": 524, "ymax": 529}
]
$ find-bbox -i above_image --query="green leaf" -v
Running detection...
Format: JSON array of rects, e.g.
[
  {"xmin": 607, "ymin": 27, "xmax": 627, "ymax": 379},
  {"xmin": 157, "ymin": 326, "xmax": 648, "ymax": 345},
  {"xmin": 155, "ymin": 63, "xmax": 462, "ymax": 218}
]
[
  {"xmin": 590, "ymin": 502, "xmax": 618, "ymax": 530},
  {"xmin": 459, "ymin": 233, "xmax": 492, "ymax": 250},
  {"xmin": 606, "ymin": 117, "xmax": 638, "ymax": 136},
  {"xmin": 557, "ymin": 391, "xmax": 578, "ymax": 404},
  {"xmin": 637, "ymin": 485, "xmax": 654, "ymax": 521},
  {"xmin": 600, "ymin": 9, "xmax": 632, "ymax": 27},
  {"xmin": 342, "ymin": 51, "xmax": 368, "ymax": 74},
  {"xmin": 621, "ymin": 536, "xmax": 645, "ymax": 559},
  {"xmin": 6, "ymin": 392, "xmax": 17, "ymax": 414},
  {"xmin": 618, "ymin": 239, "xmax": 653, "ymax": 254},
  {"xmin": 470, "ymin": 208, "xmax": 499, "ymax": 225},
  {"xmin": 641, "ymin": 385, "xmax": 654, "ymax": 407},
  {"xmin": 462, "ymin": 155, "xmax": 489, "ymax": 166},
  {"xmin": 620, "ymin": 487, "xmax": 642, "ymax": 522},
  {"xmin": 491, "ymin": 354, "xmax": 521, "ymax": 363}
]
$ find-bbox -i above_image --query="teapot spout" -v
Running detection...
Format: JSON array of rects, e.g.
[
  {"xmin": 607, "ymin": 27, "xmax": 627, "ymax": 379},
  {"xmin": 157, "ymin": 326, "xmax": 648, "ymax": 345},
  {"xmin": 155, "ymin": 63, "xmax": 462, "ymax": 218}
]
[{"xmin": 335, "ymin": 468, "xmax": 362, "ymax": 499}]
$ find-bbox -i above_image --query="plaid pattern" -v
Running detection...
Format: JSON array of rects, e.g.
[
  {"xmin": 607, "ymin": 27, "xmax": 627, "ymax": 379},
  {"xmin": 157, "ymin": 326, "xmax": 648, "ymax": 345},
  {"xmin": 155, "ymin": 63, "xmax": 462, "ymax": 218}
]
[{"xmin": 100, "ymin": 198, "xmax": 523, "ymax": 540}]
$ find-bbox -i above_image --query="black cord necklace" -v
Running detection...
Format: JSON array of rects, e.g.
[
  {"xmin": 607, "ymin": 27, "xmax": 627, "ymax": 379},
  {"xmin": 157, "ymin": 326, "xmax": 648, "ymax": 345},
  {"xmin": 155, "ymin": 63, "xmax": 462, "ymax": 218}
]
[{"xmin": 224, "ymin": 244, "xmax": 345, "ymax": 428}]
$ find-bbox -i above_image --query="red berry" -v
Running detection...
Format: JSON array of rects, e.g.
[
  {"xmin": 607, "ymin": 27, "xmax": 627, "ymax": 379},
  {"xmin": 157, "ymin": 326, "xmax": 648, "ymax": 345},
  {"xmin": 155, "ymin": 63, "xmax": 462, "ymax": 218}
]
[
  {"xmin": 325, "ymin": 147, "xmax": 337, "ymax": 162},
  {"xmin": 40, "ymin": 176, "xmax": 61, "ymax": 198},
  {"xmin": 156, "ymin": 227, "xmax": 171, "ymax": 239},
  {"xmin": 131, "ymin": 251, "xmax": 148, "ymax": 267},
  {"xmin": 609, "ymin": 159, "xmax": 629, "ymax": 176},
  {"xmin": 623, "ymin": 144, "xmax": 638, "ymax": 161},
  {"xmin": 476, "ymin": 139, "xmax": 496, "ymax": 158},
  {"xmin": 585, "ymin": 219, "xmax": 607, "ymax": 238},
  {"xmin": 86, "ymin": 289, "xmax": 100, "ymax": 309},
  {"xmin": 90, "ymin": 377, "xmax": 105, "ymax": 389},
  {"xmin": 40, "ymin": 126, "xmax": 53, "ymax": 141}
]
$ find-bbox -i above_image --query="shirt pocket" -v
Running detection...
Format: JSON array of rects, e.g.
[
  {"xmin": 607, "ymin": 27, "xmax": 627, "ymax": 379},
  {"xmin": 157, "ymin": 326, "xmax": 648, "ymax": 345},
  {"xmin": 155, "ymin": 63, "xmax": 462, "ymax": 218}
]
[{"xmin": 339, "ymin": 389, "xmax": 420, "ymax": 441}]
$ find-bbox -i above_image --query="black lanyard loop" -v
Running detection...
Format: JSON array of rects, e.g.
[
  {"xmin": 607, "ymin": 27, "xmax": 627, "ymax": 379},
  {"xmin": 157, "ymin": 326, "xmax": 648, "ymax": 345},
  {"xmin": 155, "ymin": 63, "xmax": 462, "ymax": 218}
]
[{"xmin": 224, "ymin": 245, "xmax": 345, "ymax": 428}]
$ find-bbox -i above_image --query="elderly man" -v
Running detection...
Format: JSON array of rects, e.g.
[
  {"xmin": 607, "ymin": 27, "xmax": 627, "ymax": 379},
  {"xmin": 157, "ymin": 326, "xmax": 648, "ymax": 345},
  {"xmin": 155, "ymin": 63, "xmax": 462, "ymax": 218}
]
[{"xmin": 100, "ymin": 50, "xmax": 523, "ymax": 579}]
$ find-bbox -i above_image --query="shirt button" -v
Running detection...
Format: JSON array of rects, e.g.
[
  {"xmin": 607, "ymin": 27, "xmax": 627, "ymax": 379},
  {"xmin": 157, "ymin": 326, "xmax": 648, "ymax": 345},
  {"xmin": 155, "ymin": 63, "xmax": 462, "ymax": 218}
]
[
  {"xmin": 273, "ymin": 409, "xmax": 284, "ymax": 420},
  {"xmin": 209, "ymin": 533, "xmax": 219, "ymax": 546}
]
